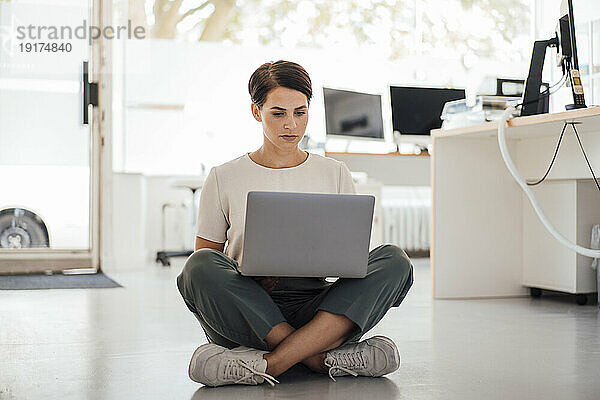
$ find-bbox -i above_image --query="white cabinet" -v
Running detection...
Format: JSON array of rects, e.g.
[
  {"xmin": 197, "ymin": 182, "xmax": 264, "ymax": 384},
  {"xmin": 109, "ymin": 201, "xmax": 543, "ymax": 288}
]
[
  {"xmin": 432, "ymin": 106, "xmax": 600, "ymax": 298},
  {"xmin": 522, "ymin": 180, "xmax": 600, "ymax": 294}
]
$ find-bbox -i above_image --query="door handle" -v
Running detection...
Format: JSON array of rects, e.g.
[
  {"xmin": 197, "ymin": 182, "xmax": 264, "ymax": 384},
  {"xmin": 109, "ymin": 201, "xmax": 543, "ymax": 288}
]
[{"xmin": 82, "ymin": 60, "xmax": 98, "ymax": 125}]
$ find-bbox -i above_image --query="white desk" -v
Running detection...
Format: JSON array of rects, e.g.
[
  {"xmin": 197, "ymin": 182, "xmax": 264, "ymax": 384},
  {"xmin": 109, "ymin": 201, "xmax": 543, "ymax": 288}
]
[{"xmin": 431, "ymin": 107, "xmax": 600, "ymax": 299}]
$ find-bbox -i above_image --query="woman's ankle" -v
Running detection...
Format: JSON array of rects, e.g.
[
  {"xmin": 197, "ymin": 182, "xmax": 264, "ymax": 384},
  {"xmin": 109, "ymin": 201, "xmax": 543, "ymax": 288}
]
[
  {"xmin": 302, "ymin": 352, "xmax": 327, "ymax": 373},
  {"xmin": 263, "ymin": 352, "xmax": 284, "ymax": 377}
]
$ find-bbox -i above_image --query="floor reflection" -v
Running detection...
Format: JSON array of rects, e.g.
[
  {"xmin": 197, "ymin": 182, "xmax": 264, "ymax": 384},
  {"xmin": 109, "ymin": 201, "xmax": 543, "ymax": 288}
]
[
  {"xmin": 191, "ymin": 365, "xmax": 400, "ymax": 400},
  {"xmin": 3, "ymin": 258, "xmax": 599, "ymax": 399}
]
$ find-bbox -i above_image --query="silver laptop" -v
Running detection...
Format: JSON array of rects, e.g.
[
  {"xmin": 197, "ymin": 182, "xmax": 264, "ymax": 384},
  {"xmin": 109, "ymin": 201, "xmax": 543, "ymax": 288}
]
[{"xmin": 240, "ymin": 191, "xmax": 374, "ymax": 278}]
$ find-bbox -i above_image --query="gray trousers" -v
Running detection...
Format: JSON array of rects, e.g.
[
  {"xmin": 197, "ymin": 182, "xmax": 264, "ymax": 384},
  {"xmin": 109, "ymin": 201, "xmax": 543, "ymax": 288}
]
[{"xmin": 177, "ymin": 244, "xmax": 414, "ymax": 351}]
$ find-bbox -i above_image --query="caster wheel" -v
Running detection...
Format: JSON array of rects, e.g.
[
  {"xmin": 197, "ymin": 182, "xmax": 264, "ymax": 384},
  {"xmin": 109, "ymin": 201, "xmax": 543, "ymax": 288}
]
[
  {"xmin": 530, "ymin": 287, "xmax": 542, "ymax": 298},
  {"xmin": 575, "ymin": 294, "xmax": 588, "ymax": 305}
]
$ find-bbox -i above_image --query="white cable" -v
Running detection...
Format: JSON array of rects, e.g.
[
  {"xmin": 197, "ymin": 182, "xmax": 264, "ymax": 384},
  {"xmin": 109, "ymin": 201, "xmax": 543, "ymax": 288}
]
[{"xmin": 497, "ymin": 107, "xmax": 600, "ymax": 259}]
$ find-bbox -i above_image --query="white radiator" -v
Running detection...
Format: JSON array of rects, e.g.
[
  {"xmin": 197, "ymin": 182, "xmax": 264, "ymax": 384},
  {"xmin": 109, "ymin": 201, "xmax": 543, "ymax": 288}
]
[{"xmin": 381, "ymin": 186, "xmax": 431, "ymax": 252}]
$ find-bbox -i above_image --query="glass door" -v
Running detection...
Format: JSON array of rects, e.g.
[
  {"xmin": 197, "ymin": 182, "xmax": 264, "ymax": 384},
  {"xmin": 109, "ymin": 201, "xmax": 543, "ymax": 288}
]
[{"xmin": 0, "ymin": 0, "xmax": 100, "ymax": 273}]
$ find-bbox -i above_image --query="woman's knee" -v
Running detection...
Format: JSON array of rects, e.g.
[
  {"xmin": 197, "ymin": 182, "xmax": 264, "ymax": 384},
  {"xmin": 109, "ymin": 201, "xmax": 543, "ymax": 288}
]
[
  {"xmin": 380, "ymin": 244, "xmax": 414, "ymax": 284},
  {"xmin": 178, "ymin": 248, "xmax": 224, "ymax": 290}
]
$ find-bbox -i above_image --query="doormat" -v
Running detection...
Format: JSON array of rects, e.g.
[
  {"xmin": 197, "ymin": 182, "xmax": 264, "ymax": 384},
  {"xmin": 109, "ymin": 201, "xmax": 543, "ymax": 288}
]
[{"xmin": 0, "ymin": 272, "xmax": 122, "ymax": 290}]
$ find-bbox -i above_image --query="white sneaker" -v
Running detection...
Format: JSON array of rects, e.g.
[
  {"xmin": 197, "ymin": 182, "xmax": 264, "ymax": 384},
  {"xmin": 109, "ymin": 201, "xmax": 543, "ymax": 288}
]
[
  {"xmin": 324, "ymin": 336, "xmax": 400, "ymax": 381},
  {"xmin": 188, "ymin": 344, "xmax": 279, "ymax": 387}
]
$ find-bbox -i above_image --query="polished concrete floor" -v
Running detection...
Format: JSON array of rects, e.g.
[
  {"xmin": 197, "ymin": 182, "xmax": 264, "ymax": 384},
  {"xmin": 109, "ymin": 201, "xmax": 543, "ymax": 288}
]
[{"xmin": 1, "ymin": 258, "xmax": 599, "ymax": 400}]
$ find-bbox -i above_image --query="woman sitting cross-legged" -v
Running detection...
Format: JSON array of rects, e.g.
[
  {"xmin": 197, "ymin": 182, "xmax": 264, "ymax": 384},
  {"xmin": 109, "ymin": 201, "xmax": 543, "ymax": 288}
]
[{"xmin": 177, "ymin": 60, "xmax": 414, "ymax": 387}]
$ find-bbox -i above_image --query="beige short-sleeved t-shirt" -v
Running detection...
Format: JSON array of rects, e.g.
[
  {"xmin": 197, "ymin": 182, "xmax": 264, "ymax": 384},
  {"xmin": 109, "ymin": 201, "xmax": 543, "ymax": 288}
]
[{"xmin": 195, "ymin": 152, "xmax": 356, "ymax": 265}]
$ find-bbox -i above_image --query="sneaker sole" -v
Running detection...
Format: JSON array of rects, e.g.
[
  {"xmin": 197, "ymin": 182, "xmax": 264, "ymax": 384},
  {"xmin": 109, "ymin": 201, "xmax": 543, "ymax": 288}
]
[
  {"xmin": 366, "ymin": 336, "xmax": 401, "ymax": 374},
  {"xmin": 188, "ymin": 343, "xmax": 222, "ymax": 383}
]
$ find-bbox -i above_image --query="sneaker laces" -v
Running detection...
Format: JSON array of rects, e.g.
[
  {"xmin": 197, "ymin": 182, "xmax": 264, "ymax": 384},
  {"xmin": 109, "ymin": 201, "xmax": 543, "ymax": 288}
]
[
  {"xmin": 324, "ymin": 350, "xmax": 366, "ymax": 382},
  {"xmin": 222, "ymin": 358, "xmax": 279, "ymax": 387}
]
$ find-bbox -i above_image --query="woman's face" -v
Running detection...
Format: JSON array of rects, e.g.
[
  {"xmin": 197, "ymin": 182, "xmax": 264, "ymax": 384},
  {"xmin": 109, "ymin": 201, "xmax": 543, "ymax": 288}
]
[{"xmin": 251, "ymin": 86, "xmax": 309, "ymax": 150}]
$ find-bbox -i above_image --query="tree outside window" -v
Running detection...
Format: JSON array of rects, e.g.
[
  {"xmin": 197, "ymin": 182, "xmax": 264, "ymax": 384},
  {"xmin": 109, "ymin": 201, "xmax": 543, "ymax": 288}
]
[{"xmin": 126, "ymin": 0, "xmax": 531, "ymax": 72}]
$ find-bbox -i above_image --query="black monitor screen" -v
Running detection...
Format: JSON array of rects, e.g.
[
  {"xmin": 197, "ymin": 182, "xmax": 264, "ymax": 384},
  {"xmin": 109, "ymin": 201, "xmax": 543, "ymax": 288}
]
[
  {"xmin": 323, "ymin": 88, "xmax": 384, "ymax": 140},
  {"xmin": 390, "ymin": 86, "xmax": 465, "ymax": 135}
]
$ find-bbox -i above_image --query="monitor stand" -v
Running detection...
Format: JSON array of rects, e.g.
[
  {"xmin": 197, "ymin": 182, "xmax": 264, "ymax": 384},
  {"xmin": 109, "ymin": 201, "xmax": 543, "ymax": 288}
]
[{"xmin": 521, "ymin": 35, "xmax": 558, "ymax": 116}]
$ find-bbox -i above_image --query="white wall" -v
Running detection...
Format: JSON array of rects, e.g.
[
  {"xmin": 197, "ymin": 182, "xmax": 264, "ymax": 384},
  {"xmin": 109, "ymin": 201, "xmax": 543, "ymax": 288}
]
[
  {"xmin": 106, "ymin": 173, "xmax": 146, "ymax": 272},
  {"xmin": 327, "ymin": 154, "xmax": 431, "ymax": 186},
  {"xmin": 106, "ymin": 173, "xmax": 195, "ymax": 272}
]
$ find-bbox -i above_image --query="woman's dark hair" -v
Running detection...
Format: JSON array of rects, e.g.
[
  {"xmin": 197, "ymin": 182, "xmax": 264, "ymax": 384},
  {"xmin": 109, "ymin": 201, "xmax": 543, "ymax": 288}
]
[{"xmin": 248, "ymin": 60, "xmax": 312, "ymax": 109}]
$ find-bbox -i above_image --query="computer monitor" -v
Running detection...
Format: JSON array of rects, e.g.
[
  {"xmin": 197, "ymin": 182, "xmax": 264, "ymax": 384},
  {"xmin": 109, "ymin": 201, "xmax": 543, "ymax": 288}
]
[
  {"xmin": 558, "ymin": 0, "xmax": 586, "ymax": 109},
  {"xmin": 522, "ymin": 0, "xmax": 585, "ymax": 116},
  {"xmin": 557, "ymin": 0, "xmax": 580, "ymax": 72},
  {"xmin": 323, "ymin": 88, "xmax": 385, "ymax": 141},
  {"xmin": 389, "ymin": 86, "xmax": 466, "ymax": 136}
]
